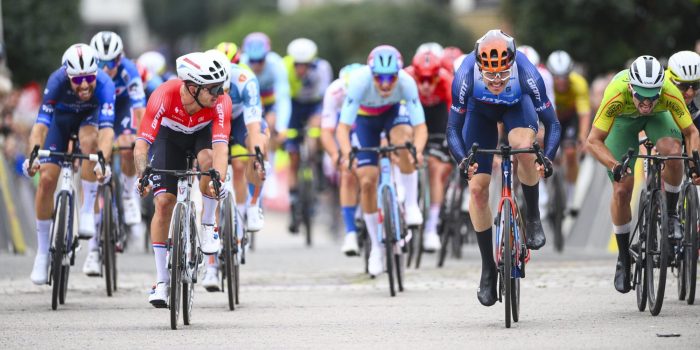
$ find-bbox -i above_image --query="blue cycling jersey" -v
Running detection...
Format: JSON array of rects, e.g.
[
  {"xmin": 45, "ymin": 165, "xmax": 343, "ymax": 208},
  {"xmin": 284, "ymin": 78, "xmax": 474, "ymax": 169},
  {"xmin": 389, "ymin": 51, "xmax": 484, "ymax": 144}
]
[
  {"xmin": 38, "ymin": 66, "xmax": 116, "ymax": 129},
  {"xmin": 240, "ymin": 51, "xmax": 291, "ymax": 132},
  {"xmin": 112, "ymin": 57, "xmax": 146, "ymax": 109},
  {"xmin": 227, "ymin": 63, "xmax": 263, "ymax": 125},
  {"xmin": 447, "ymin": 52, "xmax": 560, "ymax": 161}
]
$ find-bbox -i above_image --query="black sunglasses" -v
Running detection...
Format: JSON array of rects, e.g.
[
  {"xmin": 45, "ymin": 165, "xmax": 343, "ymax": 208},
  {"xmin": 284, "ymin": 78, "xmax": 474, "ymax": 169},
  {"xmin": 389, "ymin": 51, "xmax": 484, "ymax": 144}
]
[
  {"xmin": 205, "ymin": 83, "xmax": 225, "ymax": 96},
  {"xmin": 674, "ymin": 81, "xmax": 700, "ymax": 92}
]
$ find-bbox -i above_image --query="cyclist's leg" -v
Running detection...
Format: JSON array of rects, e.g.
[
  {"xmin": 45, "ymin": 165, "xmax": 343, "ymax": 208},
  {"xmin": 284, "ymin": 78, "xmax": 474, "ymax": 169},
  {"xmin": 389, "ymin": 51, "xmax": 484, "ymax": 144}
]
[
  {"xmin": 285, "ymin": 100, "xmax": 306, "ymax": 231},
  {"xmin": 424, "ymin": 103, "xmax": 452, "ymax": 244},
  {"xmin": 560, "ymin": 116, "xmax": 579, "ymax": 209},
  {"xmin": 77, "ymin": 116, "xmax": 100, "ymax": 239},
  {"xmin": 463, "ymin": 101, "xmax": 498, "ymax": 306},
  {"xmin": 604, "ymin": 116, "xmax": 643, "ymax": 292},
  {"xmin": 646, "ymin": 111, "xmax": 684, "ymax": 237},
  {"xmin": 244, "ymin": 119, "xmax": 269, "ymax": 231},
  {"xmin": 387, "ymin": 105, "xmax": 423, "ymax": 226},
  {"xmin": 115, "ymin": 103, "xmax": 141, "ymax": 225}
]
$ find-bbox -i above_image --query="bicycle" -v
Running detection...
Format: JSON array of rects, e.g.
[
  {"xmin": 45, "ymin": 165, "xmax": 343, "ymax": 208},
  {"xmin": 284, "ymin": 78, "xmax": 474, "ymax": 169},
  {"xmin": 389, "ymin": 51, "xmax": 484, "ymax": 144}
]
[
  {"xmin": 218, "ymin": 146, "xmax": 265, "ymax": 310},
  {"xmin": 139, "ymin": 155, "xmax": 220, "ymax": 330},
  {"xmin": 290, "ymin": 127, "xmax": 323, "ymax": 246},
  {"xmin": 545, "ymin": 166, "xmax": 566, "ymax": 252},
  {"xmin": 349, "ymin": 142, "xmax": 417, "ymax": 297},
  {"xmin": 675, "ymin": 150, "xmax": 699, "ymax": 304},
  {"xmin": 621, "ymin": 140, "xmax": 699, "ymax": 316},
  {"xmin": 437, "ymin": 167, "xmax": 470, "ymax": 267},
  {"xmin": 407, "ymin": 162, "xmax": 429, "ymax": 269},
  {"xmin": 28, "ymin": 140, "xmax": 105, "ymax": 310},
  {"xmin": 464, "ymin": 141, "xmax": 552, "ymax": 328}
]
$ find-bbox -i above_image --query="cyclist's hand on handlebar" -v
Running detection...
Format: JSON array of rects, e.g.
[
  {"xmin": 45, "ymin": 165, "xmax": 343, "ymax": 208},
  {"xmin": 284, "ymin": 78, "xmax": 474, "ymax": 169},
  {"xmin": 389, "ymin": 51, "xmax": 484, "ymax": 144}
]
[
  {"xmin": 95, "ymin": 164, "xmax": 112, "ymax": 185},
  {"xmin": 207, "ymin": 169, "xmax": 223, "ymax": 198},
  {"xmin": 458, "ymin": 157, "xmax": 478, "ymax": 181},
  {"xmin": 137, "ymin": 172, "xmax": 152, "ymax": 197},
  {"xmin": 536, "ymin": 156, "xmax": 553, "ymax": 179},
  {"xmin": 22, "ymin": 157, "xmax": 40, "ymax": 178},
  {"xmin": 612, "ymin": 163, "xmax": 627, "ymax": 182},
  {"xmin": 414, "ymin": 151, "xmax": 424, "ymax": 167}
]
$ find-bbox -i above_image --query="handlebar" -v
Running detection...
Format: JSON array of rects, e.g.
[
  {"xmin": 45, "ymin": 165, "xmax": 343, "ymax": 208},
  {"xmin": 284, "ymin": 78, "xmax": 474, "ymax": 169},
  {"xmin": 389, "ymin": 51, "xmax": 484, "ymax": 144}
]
[
  {"xmin": 230, "ymin": 146, "xmax": 266, "ymax": 176},
  {"xmin": 31, "ymin": 145, "xmax": 106, "ymax": 174},
  {"xmin": 463, "ymin": 142, "xmax": 552, "ymax": 179},
  {"xmin": 347, "ymin": 142, "xmax": 417, "ymax": 170},
  {"xmin": 617, "ymin": 147, "xmax": 700, "ymax": 181},
  {"xmin": 139, "ymin": 167, "xmax": 222, "ymax": 197}
]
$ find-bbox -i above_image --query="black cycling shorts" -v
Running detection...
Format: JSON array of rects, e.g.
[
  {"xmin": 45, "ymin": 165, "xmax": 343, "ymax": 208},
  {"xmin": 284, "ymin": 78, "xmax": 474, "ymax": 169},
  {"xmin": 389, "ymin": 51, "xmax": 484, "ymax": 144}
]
[
  {"xmin": 150, "ymin": 126, "xmax": 212, "ymax": 196},
  {"xmin": 424, "ymin": 102, "xmax": 451, "ymax": 162}
]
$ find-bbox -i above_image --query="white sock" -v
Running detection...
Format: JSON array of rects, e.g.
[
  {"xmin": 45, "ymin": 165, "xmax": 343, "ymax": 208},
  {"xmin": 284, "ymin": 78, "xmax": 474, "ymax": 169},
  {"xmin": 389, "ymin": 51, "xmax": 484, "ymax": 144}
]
[
  {"xmin": 121, "ymin": 173, "xmax": 137, "ymax": 198},
  {"xmin": 202, "ymin": 195, "xmax": 218, "ymax": 226},
  {"xmin": 400, "ymin": 171, "xmax": 419, "ymax": 208},
  {"xmin": 206, "ymin": 253, "xmax": 219, "ymax": 270},
  {"xmin": 393, "ymin": 165, "xmax": 405, "ymax": 203},
  {"xmin": 236, "ymin": 204, "xmax": 246, "ymax": 239},
  {"xmin": 566, "ymin": 182, "xmax": 575, "ymax": 208},
  {"xmin": 363, "ymin": 212, "xmax": 380, "ymax": 249},
  {"xmin": 426, "ymin": 204, "xmax": 440, "ymax": 234},
  {"xmin": 153, "ymin": 242, "xmax": 169, "ymax": 284},
  {"xmin": 36, "ymin": 219, "xmax": 51, "ymax": 254},
  {"xmin": 81, "ymin": 180, "xmax": 98, "ymax": 214},
  {"xmin": 88, "ymin": 213, "xmax": 99, "ymax": 251}
]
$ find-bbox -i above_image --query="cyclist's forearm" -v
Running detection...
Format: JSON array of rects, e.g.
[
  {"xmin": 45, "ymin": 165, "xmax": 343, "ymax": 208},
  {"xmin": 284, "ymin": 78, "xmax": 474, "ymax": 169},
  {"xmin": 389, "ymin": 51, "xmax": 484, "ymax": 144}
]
[
  {"xmin": 212, "ymin": 143, "xmax": 229, "ymax": 180},
  {"xmin": 133, "ymin": 107, "xmax": 146, "ymax": 130},
  {"xmin": 412, "ymin": 123, "xmax": 428, "ymax": 153},
  {"xmin": 28, "ymin": 123, "xmax": 49, "ymax": 154},
  {"xmin": 578, "ymin": 112, "xmax": 591, "ymax": 141},
  {"xmin": 320, "ymin": 128, "xmax": 338, "ymax": 158},
  {"xmin": 586, "ymin": 133, "xmax": 616, "ymax": 169},
  {"xmin": 134, "ymin": 139, "xmax": 150, "ymax": 176},
  {"xmin": 681, "ymin": 124, "xmax": 700, "ymax": 155},
  {"xmin": 98, "ymin": 128, "xmax": 115, "ymax": 161},
  {"xmin": 336, "ymin": 123, "xmax": 352, "ymax": 156}
]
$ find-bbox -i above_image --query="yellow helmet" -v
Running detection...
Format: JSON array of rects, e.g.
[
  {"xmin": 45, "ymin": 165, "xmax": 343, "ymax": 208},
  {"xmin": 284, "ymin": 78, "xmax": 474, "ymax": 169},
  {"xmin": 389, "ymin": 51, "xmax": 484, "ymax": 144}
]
[{"xmin": 215, "ymin": 42, "xmax": 240, "ymax": 64}]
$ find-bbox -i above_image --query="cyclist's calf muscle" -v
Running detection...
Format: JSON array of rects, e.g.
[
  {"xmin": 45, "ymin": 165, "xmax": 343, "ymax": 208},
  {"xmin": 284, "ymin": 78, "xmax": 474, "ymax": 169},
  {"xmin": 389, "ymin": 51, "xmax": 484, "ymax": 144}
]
[
  {"xmin": 35, "ymin": 164, "xmax": 60, "ymax": 220},
  {"xmin": 469, "ymin": 174, "xmax": 493, "ymax": 231}
]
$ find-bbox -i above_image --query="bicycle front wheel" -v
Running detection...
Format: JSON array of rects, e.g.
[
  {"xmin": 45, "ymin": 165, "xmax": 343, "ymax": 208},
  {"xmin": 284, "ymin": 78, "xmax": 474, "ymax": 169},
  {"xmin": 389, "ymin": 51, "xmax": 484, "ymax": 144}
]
[
  {"xmin": 382, "ymin": 186, "xmax": 397, "ymax": 297},
  {"xmin": 182, "ymin": 213, "xmax": 198, "ymax": 326},
  {"xmin": 634, "ymin": 191, "xmax": 648, "ymax": 311},
  {"xmin": 169, "ymin": 203, "xmax": 186, "ymax": 330},
  {"xmin": 683, "ymin": 184, "xmax": 698, "ymax": 304},
  {"xmin": 51, "ymin": 193, "xmax": 69, "ymax": 310},
  {"xmin": 501, "ymin": 200, "xmax": 513, "ymax": 328},
  {"xmin": 101, "ymin": 186, "xmax": 115, "ymax": 297},
  {"xmin": 221, "ymin": 197, "xmax": 236, "ymax": 311},
  {"xmin": 646, "ymin": 190, "xmax": 669, "ymax": 316}
]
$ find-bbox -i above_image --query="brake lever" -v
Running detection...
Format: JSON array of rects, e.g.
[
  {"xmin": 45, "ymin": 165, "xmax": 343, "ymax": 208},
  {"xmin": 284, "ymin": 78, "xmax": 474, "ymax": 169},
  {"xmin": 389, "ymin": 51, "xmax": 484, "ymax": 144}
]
[{"xmin": 96, "ymin": 151, "xmax": 106, "ymax": 175}]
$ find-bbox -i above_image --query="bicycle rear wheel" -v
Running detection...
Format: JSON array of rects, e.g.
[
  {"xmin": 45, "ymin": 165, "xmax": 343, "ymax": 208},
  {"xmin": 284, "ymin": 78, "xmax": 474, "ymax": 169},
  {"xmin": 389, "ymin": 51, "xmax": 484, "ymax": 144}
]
[
  {"xmin": 169, "ymin": 203, "xmax": 185, "ymax": 330},
  {"xmin": 51, "ymin": 193, "xmax": 69, "ymax": 310},
  {"xmin": 502, "ymin": 200, "xmax": 513, "ymax": 328},
  {"xmin": 101, "ymin": 186, "xmax": 115, "ymax": 297},
  {"xmin": 221, "ymin": 197, "xmax": 236, "ymax": 310},
  {"xmin": 683, "ymin": 184, "xmax": 698, "ymax": 304},
  {"xmin": 646, "ymin": 190, "xmax": 669, "ymax": 316},
  {"xmin": 634, "ymin": 192, "xmax": 648, "ymax": 311},
  {"xmin": 382, "ymin": 187, "xmax": 397, "ymax": 297},
  {"xmin": 549, "ymin": 172, "xmax": 565, "ymax": 252}
]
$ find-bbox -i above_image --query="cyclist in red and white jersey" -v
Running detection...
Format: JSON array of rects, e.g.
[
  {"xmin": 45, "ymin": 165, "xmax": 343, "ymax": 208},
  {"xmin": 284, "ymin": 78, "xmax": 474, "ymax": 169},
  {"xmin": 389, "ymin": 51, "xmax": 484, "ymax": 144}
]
[{"xmin": 133, "ymin": 51, "xmax": 232, "ymax": 307}]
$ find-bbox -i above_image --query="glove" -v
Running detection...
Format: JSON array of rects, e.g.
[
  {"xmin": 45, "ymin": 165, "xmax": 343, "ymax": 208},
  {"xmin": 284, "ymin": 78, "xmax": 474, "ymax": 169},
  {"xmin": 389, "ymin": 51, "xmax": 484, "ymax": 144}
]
[
  {"xmin": 612, "ymin": 163, "xmax": 624, "ymax": 182},
  {"xmin": 22, "ymin": 157, "xmax": 40, "ymax": 178}
]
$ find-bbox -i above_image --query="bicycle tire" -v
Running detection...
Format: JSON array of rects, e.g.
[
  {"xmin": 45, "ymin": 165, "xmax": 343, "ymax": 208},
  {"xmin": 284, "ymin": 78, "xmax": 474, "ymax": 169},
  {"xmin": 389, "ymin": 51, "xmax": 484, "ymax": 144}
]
[
  {"xmin": 382, "ymin": 186, "xmax": 396, "ymax": 297},
  {"xmin": 169, "ymin": 203, "xmax": 185, "ymax": 330},
  {"xmin": 678, "ymin": 185, "xmax": 689, "ymax": 301},
  {"xmin": 550, "ymin": 172, "xmax": 565, "ymax": 252},
  {"xmin": 647, "ymin": 190, "xmax": 669, "ymax": 316},
  {"xmin": 683, "ymin": 184, "xmax": 698, "ymax": 304},
  {"xmin": 182, "ymin": 213, "xmax": 198, "ymax": 326},
  {"xmin": 51, "ymin": 193, "xmax": 69, "ymax": 310},
  {"xmin": 395, "ymin": 253, "xmax": 404, "ymax": 292},
  {"xmin": 221, "ymin": 197, "xmax": 235, "ymax": 311},
  {"xmin": 102, "ymin": 186, "xmax": 114, "ymax": 297},
  {"xmin": 502, "ymin": 200, "xmax": 513, "ymax": 328},
  {"xmin": 635, "ymin": 192, "xmax": 648, "ymax": 311}
]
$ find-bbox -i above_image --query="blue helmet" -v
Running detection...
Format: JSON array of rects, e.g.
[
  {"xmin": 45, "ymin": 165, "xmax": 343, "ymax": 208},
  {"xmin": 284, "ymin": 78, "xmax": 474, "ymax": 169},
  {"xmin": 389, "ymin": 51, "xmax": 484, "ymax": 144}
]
[
  {"xmin": 243, "ymin": 32, "xmax": 271, "ymax": 61},
  {"xmin": 367, "ymin": 45, "xmax": 403, "ymax": 75}
]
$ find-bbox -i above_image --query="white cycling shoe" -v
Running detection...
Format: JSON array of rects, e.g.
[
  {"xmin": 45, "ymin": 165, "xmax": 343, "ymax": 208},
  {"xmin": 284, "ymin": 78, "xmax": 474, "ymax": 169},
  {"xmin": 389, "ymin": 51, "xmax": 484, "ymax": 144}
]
[
  {"xmin": 82, "ymin": 250, "xmax": 101, "ymax": 277},
  {"xmin": 341, "ymin": 232, "xmax": 359, "ymax": 256},
  {"xmin": 368, "ymin": 245, "xmax": 384, "ymax": 276},
  {"xmin": 404, "ymin": 205, "xmax": 423, "ymax": 227},
  {"xmin": 123, "ymin": 196, "xmax": 142, "ymax": 225},
  {"xmin": 78, "ymin": 212, "xmax": 96, "ymax": 239},
  {"xmin": 200, "ymin": 224, "xmax": 220, "ymax": 255},
  {"xmin": 202, "ymin": 269, "xmax": 220, "ymax": 292},
  {"xmin": 30, "ymin": 253, "xmax": 49, "ymax": 285},
  {"xmin": 246, "ymin": 206, "xmax": 264, "ymax": 232},
  {"xmin": 422, "ymin": 231, "xmax": 441, "ymax": 252},
  {"xmin": 149, "ymin": 282, "xmax": 169, "ymax": 308}
]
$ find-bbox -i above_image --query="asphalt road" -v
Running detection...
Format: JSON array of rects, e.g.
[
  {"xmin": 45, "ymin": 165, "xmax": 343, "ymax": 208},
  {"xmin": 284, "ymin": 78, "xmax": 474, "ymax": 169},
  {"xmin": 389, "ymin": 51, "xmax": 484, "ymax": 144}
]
[{"xmin": 0, "ymin": 212, "xmax": 699, "ymax": 349}]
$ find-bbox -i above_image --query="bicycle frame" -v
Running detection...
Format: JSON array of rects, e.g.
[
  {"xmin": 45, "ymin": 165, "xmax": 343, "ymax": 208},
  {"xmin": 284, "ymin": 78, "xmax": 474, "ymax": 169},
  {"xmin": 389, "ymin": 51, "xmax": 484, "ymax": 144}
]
[
  {"xmin": 377, "ymin": 156, "xmax": 403, "ymax": 245},
  {"xmin": 493, "ymin": 148, "xmax": 525, "ymax": 278}
]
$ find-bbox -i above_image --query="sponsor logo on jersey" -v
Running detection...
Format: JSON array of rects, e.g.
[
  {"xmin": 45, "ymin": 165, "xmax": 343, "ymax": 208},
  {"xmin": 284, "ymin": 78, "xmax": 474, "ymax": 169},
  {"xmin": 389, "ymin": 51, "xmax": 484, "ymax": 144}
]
[
  {"xmin": 459, "ymin": 80, "xmax": 468, "ymax": 105},
  {"xmin": 216, "ymin": 104, "xmax": 225, "ymax": 128},
  {"xmin": 526, "ymin": 78, "xmax": 541, "ymax": 102},
  {"xmin": 151, "ymin": 103, "xmax": 166, "ymax": 129},
  {"xmin": 102, "ymin": 102, "xmax": 114, "ymax": 117},
  {"xmin": 605, "ymin": 101, "xmax": 623, "ymax": 118}
]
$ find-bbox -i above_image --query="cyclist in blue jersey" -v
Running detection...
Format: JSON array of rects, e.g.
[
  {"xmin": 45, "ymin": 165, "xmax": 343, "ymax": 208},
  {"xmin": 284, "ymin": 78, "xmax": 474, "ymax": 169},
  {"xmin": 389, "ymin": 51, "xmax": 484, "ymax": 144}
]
[
  {"xmin": 337, "ymin": 45, "xmax": 428, "ymax": 276},
  {"xmin": 200, "ymin": 49, "xmax": 268, "ymax": 291},
  {"xmin": 281, "ymin": 38, "xmax": 333, "ymax": 233},
  {"xmin": 137, "ymin": 60, "xmax": 164, "ymax": 99},
  {"xmin": 24, "ymin": 43, "xmax": 116, "ymax": 285},
  {"xmin": 446, "ymin": 30, "xmax": 560, "ymax": 306},
  {"xmin": 241, "ymin": 32, "xmax": 291, "ymax": 197},
  {"xmin": 138, "ymin": 50, "xmax": 169, "ymax": 92},
  {"xmin": 80, "ymin": 32, "xmax": 147, "ymax": 275}
]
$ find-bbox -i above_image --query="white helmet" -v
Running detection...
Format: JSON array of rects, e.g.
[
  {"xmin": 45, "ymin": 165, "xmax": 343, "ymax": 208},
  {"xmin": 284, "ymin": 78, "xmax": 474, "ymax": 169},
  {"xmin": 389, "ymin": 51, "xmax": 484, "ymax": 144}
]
[
  {"xmin": 205, "ymin": 49, "xmax": 231, "ymax": 88},
  {"xmin": 415, "ymin": 42, "xmax": 444, "ymax": 58},
  {"xmin": 667, "ymin": 51, "xmax": 700, "ymax": 82},
  {"xmin": 176, "ymin": 52, "xmax": 228, "ymax": 86},
  {"xmin": 546, "ymin": 50, "xmax": 573, "ymax": 76},
  {"xmin": 138, "ymin": 51, "xmax": 167, "ymax": 75},
  {"xmin": 90, "ymin": 31, "xmax": 123, "ymax": 61},
  {"xmin": 62, "ymin": 43, "xmax": 99, "ymax": 76},
  {"xmin": 517, "ymin": 45, "xmax": 540, "ymax": 66},
  {"xmin": 453, "ymin": 54, "xmax": 467, "ymax": 73},
  {"xmin": 629, "ymin": 55, "xmax": 664, "ymax": 89},
  {"xmin": 287, "ymin": 38, "xmax": 317, "ymax": 64}
]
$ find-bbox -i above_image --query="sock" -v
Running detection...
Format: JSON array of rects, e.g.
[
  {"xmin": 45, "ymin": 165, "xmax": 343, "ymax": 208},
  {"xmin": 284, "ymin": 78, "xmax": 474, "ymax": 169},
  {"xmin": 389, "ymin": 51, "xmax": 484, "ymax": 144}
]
[
  {"xmin": 236, "ymin": 204, "xmax": 246, "ymax": 239},
  {"xmin": 206, "ymin": 253, "xmax": 219, "ymax": 270},
  {"xmin": 153, "ymin": 242, "xmax": 169, "ymax": 284},
  {"xmin": 88, "ymin": 234, "xmax": 99, "ymax": 252},
  {"xmin": 247, "ymin": 182, "xmax": 262, "ymax": 207},
  {"xmin": 36, "ymin": 219, "xmax": 51, "ymax": 254},
  {"xmin": 566, "ymin": 182, "xmax": 575, "ymax": 208},
  {"xmin": 342, "ymin": 206, "xmax": 358, "ymax": 234},
  {"xmin": 94, "ymin": 212, "xmax": 102, "ymax": 238},
  {"xmin": 664, "ymin": 181, "xmax": 681, "ymax": 215},
  {"xmin": 614, "ymin": 222, "xmax": 631, "ymax": 263},
  {"xmin": 393, "ymin": 165, "xmax": 405, "ymax": 202},
  {"xmin": 521, "ymin": 183, "xmax": 540, "ymax": 220},
  {"xmin": 475, "ymin": 228, "xmax": 496, "ymax": 271},
  {"xmin": 363, "ymin": 212, "xmax": 380, "ymax": 248},
  {"xmin": 121, "ymin": 173, "xmax": 137, "ymax": 198},
  {"xmin": 426, "ymin": 204, "xmax": 441, "ymax": 234},
  {"xmin": 400, "ymin": 170, "xmax": 418, "ymax": 208},
  {"xmin": 201, "ymin": 195, "xmax": 217, "ymax": 225},
  {"xmin": 80, "ymin": 180, "xmax": 98, "ymax": 214}
]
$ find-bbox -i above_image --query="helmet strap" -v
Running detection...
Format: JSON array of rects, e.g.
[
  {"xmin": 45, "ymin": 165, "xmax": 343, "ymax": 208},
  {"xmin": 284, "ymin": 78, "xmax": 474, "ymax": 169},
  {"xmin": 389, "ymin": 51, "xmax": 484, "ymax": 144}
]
[{"xmin": 187, "ymin": 84, "xmax": 206, "ymax": 109}]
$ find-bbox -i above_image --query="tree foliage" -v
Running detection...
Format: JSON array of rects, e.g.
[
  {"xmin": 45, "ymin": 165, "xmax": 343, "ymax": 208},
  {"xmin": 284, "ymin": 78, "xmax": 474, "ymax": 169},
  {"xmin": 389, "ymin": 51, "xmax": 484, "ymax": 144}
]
[
  {"xmin": 203, "ymin": 2, "xmax": 473, "ymax": 73},
  {"xmin": 3, "ymin": 0, "xmax": 82, "ymax": 85},
  {"xmin": 503, "ymin": 0, "xmax": 700, "ymax": 77}
]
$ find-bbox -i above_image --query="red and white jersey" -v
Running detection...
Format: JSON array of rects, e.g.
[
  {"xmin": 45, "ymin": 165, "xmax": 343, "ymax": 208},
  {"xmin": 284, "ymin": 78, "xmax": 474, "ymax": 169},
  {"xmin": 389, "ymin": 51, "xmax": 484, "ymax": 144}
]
[
  {"xmin": 404, "ymin": 66, "xmax": 453, "ymax": 108},
  {"xmin": 137, "ymin": 79, "xmax": 232, "ymax": 144}
]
